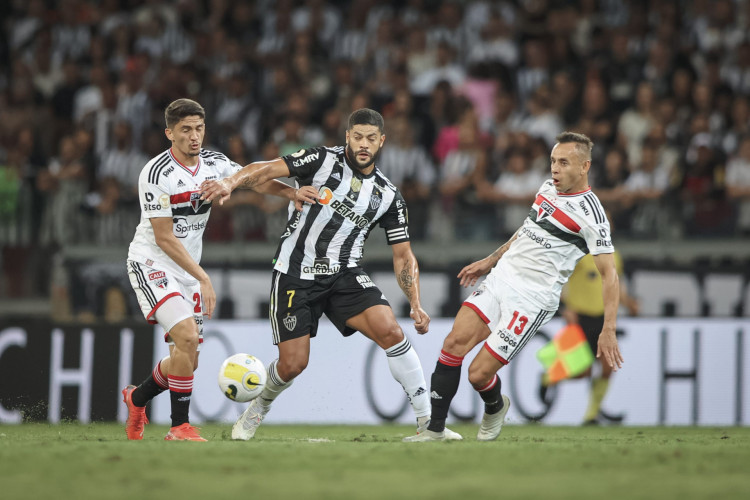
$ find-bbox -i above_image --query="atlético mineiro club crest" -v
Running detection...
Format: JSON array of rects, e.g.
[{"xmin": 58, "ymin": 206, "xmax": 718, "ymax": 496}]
[
  {"xmin": 190, "ymin": 191, "xmax": 206, "ymax": 212},
  {"xmin": 283, "ymin": 315, "xmax": 297, "ymax": 331},
  {"xmin": 538, "ymin": 200, "xmax": 556, "ymax": 220}
]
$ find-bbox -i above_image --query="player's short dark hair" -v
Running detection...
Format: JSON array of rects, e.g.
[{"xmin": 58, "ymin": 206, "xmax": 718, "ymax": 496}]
[
  {"xmin": 347, "ymin": 108, "xmax": 384, "ymax": 134},
  {"xmin": 555, "ymin": 131, "xmax": 594, "ymax": 160},
  {"xmin": 165, "ymin": 98, "xmax": 205, "ymax": 129}
]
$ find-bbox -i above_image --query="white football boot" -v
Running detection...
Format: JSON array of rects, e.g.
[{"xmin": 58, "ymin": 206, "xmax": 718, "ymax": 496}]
[
  {"xmin": 231, "ymin": 399, "xmax": 269, "ymax": 440},
  {"xmin": 403, "ymin": 417, "xmax": 463, "ymax": 442},
  {"xmin": 476, "ymin": 395, "xmax": 511, "ymax": 441}
]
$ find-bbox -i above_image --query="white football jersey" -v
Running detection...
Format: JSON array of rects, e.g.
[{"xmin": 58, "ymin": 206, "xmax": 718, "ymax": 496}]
[
  {"xmin": 127, "ymin": 148, "xmax": 242, "ymax": 282},
  {"xmin": 493, "ymin": 179, "xmax": 614, "ymax": 310}
]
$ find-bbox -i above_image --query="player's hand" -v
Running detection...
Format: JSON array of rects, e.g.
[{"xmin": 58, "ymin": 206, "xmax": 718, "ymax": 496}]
[
  {"xmin": 294, "ymin": 186, "xmax": 320, "ymax": 211},
  {"xmin": 596, "ymin": 329, "xmax": 623, "ymax": 371},
  {"xmin": 200, "ymin": 178, "xmax": 233, "ymax": 205},
  {"xmin": 410, "ymin": 306, "xmax": 430, "ymax": 335},
  {"xmin": 457, "ymin": 258, "xmax": 493, "ymax": 287},
  {"xmin": 199, "ymin": 278, "xmax": 216, "ymax": 319}
]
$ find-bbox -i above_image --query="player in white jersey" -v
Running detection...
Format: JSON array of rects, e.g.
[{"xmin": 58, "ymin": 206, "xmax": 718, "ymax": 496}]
[
  {"xmin": 201, "ymin": 109, "xmax": 461, "ymax": 441},
  {"xmin": 404, "ymin": 131, "xmax": 624, "ymax": 442},
  {"xmin": 121, "ymin": 98, "xmax": 317, "ymax": 442}
]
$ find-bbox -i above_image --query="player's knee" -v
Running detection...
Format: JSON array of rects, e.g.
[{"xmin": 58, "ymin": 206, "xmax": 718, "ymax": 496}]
[
  {"xmin": 278, "ymin": 355, "xmax": 308, "ymax": 380},
  {"xmin": 379, "ymin": 323, "xmax": 404, "ymax": 349},
  {"xmin": 468, "ymin": 363, "xmax": 495, "ymax": 390}
]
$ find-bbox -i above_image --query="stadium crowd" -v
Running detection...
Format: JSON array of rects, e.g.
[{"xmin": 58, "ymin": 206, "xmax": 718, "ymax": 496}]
[{"xmin": 1, "ymin": 0, "xmax": 750, "ymax": 300}]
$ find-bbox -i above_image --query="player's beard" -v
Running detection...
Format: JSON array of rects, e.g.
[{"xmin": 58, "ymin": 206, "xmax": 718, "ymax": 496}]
[{"xmin": 346, "ymin": 144, "xmax": 380, "ymax": 172}]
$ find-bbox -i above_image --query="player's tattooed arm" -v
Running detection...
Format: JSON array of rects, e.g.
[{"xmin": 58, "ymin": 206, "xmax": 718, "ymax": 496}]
[
  {"xmin": 392, "ymin": 242, "xmax": 430, "ymax": 334},
  {"xmin": 487, "ymin": 229, "xmax": 520, "ymax": 266},
  {"xmin": 397, "ymin": 262, "xmax": 416, "ymax": 302}
]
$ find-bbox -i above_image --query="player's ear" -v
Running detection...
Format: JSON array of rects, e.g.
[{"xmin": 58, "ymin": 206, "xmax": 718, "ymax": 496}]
[{"xmin": 165, "ymin": 128, "xmax": 173, "ymax": 142}]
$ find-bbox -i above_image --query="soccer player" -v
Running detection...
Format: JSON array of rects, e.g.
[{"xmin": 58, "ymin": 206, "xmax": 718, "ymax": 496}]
[
  {"xmin": 122, "ymin": 98, "xmax": 317, "ymax": 441},
  {"xmin": 200, "ymin": 108, "xmax": 461, "ymax": 440},
  {"xmin": 404, "ymin": 131, "xmax": 624, "ymax": 441}
]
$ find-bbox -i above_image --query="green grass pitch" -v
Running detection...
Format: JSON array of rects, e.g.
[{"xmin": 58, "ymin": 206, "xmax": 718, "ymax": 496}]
[{"xmin": 2, "ymin": 423, "xmax": 749, "ymax": 500}]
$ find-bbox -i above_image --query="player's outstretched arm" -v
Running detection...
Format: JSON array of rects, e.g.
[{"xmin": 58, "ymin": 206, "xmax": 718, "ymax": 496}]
[
  {"xmin": 391, "ymin": 241, "xmax": 430, "ymax": 335},
  {"xmin": 200, "ymin": 158, "xmax": 290, "ymax": 205},
  {"xmin": 593, "ymin": 252, "xmax": 623, "ymax": 371},
  {"xmin": 150, "ymin": 217, "xmax": 216, "ymax": 318},
  {"xmin": 457, "ymin": 230, "xmax": 519, "ymax": 287}
]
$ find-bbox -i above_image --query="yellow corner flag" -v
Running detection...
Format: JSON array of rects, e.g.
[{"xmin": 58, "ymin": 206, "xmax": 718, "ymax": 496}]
[{"xmin": 537, "ymin": 324, "xmax": 595, "ymax": 384}]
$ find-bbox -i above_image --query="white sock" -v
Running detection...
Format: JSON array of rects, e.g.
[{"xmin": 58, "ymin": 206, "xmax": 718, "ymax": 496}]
[
  {"xmin": 257, "ymin": 359, "xmax": 293, "ymax": 409},
  {"xmin": 385, "ymin": 337, "xmax": 430, "ymax": 418}
]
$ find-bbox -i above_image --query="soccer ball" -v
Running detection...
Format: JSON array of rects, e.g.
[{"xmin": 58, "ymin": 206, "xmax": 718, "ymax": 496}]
[{"xmin": 218, "ymin": 353, "xmax": 267, "ymax": 402}]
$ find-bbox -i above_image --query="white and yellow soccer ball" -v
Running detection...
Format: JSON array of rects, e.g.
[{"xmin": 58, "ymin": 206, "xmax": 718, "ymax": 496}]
[{"xmin": 218, "ymin": 353, "xmax": 267, "ymax": 402}]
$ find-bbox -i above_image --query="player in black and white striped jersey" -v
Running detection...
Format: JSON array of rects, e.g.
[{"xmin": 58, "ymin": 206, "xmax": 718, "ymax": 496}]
[{"xmin": 201, "ymin": 108, "xmax": 461, "ymax": 441}]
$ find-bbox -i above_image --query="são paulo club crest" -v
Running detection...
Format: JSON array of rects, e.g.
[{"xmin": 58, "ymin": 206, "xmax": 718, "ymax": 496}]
[{"xmin": 190, "ymin": 192, "xmax": 207, "ymax": 212}]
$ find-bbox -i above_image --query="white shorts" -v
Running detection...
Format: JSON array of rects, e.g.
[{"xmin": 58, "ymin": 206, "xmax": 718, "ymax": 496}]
[
  {"xmin": 463, "ymin": 272, "xmax": 554, "ymax": 365},
  {"xmin": 127, "ymin": 260, "xmax": 204, "ymax": 347}
]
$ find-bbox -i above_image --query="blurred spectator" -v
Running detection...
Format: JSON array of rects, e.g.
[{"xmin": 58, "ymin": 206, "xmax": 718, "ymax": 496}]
[
  {"xmin": 726, "ymin": 136, "xmax": 750, "ymax": 236},
  {"xmin": 622, "ymin": 139, "xmax": 672, "ymax": 238},
  {"xmin": 478, "ymin": 147, "xmax": 546, "ymax": 238},
  {"xmin": 378, "ymin": 116, "xmax": 436, "ymax": 240},
  {"xmin": 679, "ymin": 133, "xmax": 733, "ymax": 237},
  {"xmin": 617, "ymin": 81, "xmax": 656, "ymax": 166},
  {"xmin": 437, "ymin": 117, "xmax": 493, "ymax": 241},
  {"xmin": 410, "ymin": 42, "xmax": 466, "ymax": 96},
  {"xmin": 37, "ymin": 135, "xmax": 89, "ymax": 245}
]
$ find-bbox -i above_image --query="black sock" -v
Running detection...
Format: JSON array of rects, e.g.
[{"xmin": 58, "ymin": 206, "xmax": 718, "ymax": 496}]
[
  {"xmin": 131, "ymin": 376, "xmax": 167, "ymax": 407},
  {"xmin": 478, "ymin": 376, "xmax": 504, "ymax": 415},
  {"xmin": 427, "ymin": 359, "xmax": 462, "ymax": 432},
  {"xmin": 169, "ymin": 390, "xmax": 191, "ymax": 427}
]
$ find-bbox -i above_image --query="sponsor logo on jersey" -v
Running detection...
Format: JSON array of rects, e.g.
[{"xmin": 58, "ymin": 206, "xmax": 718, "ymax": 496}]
[
  {"xmin": 397, "ymin": 206, "xmax": 407, "ymax": 225},
  {"xmin": 283, "ymin": 314, "xmax": 297, "ymax": 331},
  {"xmin": 522, "ymin": 226, "xmax": 553, "ymax": 249},
  {"xmin": 163, "ymin": 166, "xmax": 174, "ymax": 177},
  {"xmin": 159, "ymin": 194, "xmax": 170, "ymax": 209},
  {"xmin": 318, "ymin": 187, "xmax": 334, "ymax": 205},
  {"xmin": 145, "ymin": 259, "xmax": 154, "ymax": 266},
  {"xmin": 177, "ymin": 179, "xmax": 185, "ymax": 187},
  {"xmin": 597, "ymin": 228, "xmax": 612, "ymax": 247},
  {"xmin": 291, "ymin": 149, "xmax": 306, "ymax": 158},
  {"xmin": 292, "ymin": 151, "xmax": 319, "ymax": 167},
  {"xmin": 356, "ymin": 275, "xmax": 376, "ymax": 288},
  {"xmin": 173, "ymin": 216, "xmax": 206, "ymax": 238},
  {"xmin": 205, "ymin": 160, "xmax": 215, "ymax": 166},
  {"xmin": 498, "ymin": 330, "xmax": 518, "ymax": 347},
  {"xmin": 330, "ymin": 199, "xmax": 371, "ymax": 228},
  {"xmin": 350, "ymin": 177, "xmax": 362, "ymax": 192},
  {"xmin": 331, "ymin": 171, "xmax": 342, "ymax": 180},
  {"xmin": 143, "ymin": 191, "xmax": 162, "ymax": 211},
  {"xmin": 148, "ymin": 271, "xmax": 168, "ymax": 289},
  {"xmin": 538, "ymin": 200, "xmax": 556, "ymax": 220},
  {"xmin": 148, "ymin": 271, "xmax": 165, "ymax": 281},
  {"xmin": 204, "ymin": 175, "xmax": 217, "ymax": 180},
  {"xmin": 302, "ymin": 257, "xmax": 340, "ymax": 275},
  {"xmin": 579, "ymin": 201, "xmax": 590, "ymax": 215}
]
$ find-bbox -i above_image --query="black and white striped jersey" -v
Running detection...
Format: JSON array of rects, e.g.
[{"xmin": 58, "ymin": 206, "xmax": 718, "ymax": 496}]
[{"xmin": 274, "ymin": 146, "xmax": 410, "ymax": 280}]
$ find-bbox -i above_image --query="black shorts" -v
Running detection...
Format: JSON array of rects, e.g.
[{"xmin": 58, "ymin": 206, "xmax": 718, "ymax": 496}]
[
  {"xmin": 269, "ymin": 268, "xmax": 391, "ymax": 344},
  {"xmin": 578, "ymin": 313, "xmax": 605, "ymax": 353}
]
